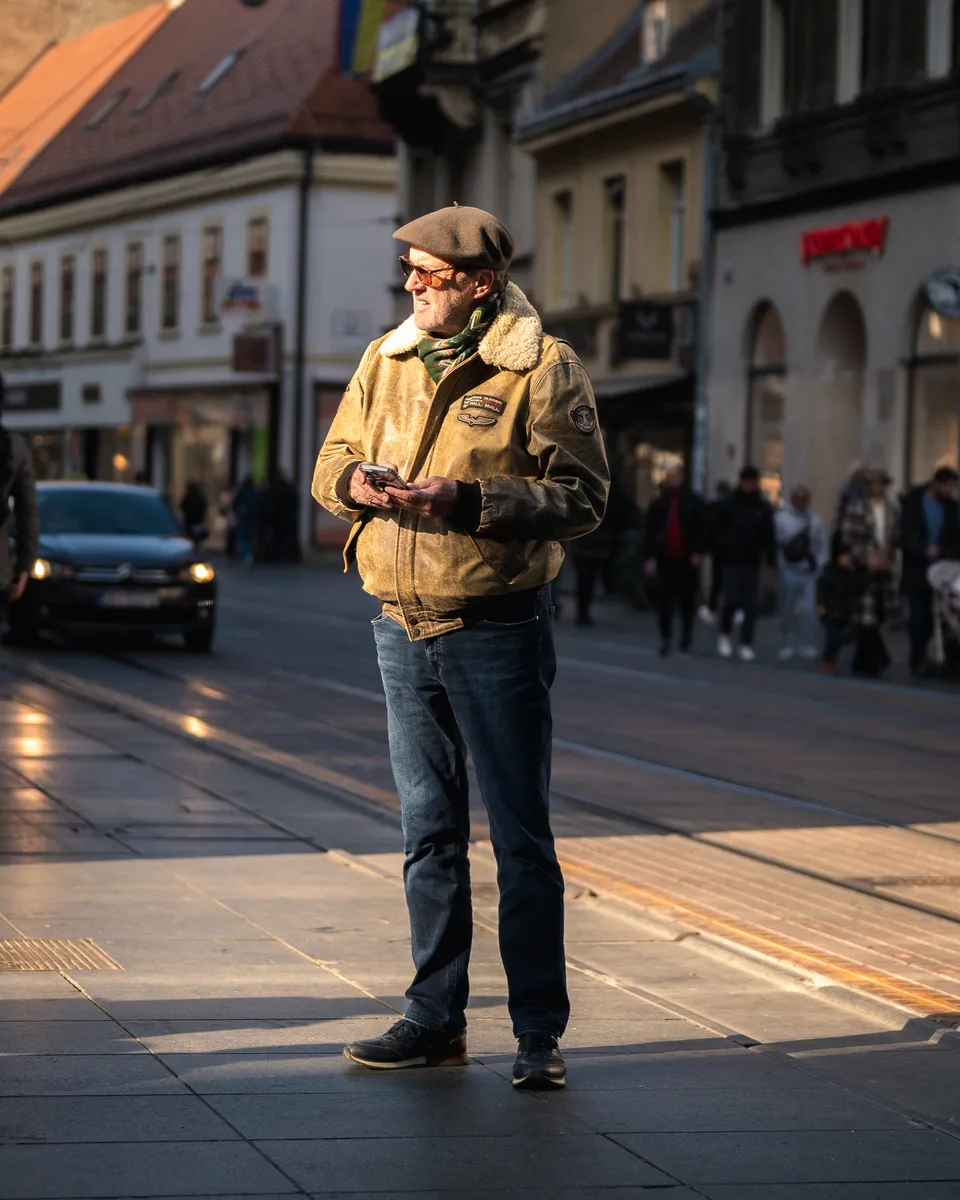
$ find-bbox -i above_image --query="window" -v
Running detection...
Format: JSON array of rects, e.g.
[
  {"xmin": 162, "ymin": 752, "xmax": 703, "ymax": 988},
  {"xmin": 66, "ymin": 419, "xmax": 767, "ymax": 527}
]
[
  {"xmin": 85, "ymin": 89, "xmax": 129, "ymax": 131},
  {"xmin": 201, "ymin": 225, "xmax": 223, "ymax": 325},
  {"xmin": 642, "ymin": 1, "xmax": 668, "ymax": 64},
  {"xmin": 90, "ymin": 248, "xmax": 108, "ymax": 340},
  {"xmin": 161, "ymin": 234, "xmax": 180, "ymax": 331},
  {"xmin": 661, "ymin": 161, "xmax": 686, "ymax": 293},
  {"xmin": 746, "ymin": 302, "xmax": 788, "ymax": 504},
  {"xmin": 1, "ymin": 266, "xmax": 13, "ymax": 349},
  {"xmin": 837, "ymin": 0, "xmax": 864, "ymax": 102},
  {"xmin": 247, "ymin": 215, "xmax": 269, "ymax": 278},
  {"xmin": 603, "ymin": 176, "xmax": 626, "ymax": 303},
  {"xmin": 197, "ymin": 50, "xmax": 244, "ymax": 96},
  {"xmin": 927, "ymin": 0, "xmax": 954, "ymax": 78},
  {"xmin": 125, "ymin": 242, "xmax": 143, "ymax": 335},
  {"xmin": 59, "ymin": 255, "xmax": 75, "ymax": 343},
  {"xmin": 29, "ymin": 261, "xmax": 44, "ymax": 346},
  {"xmin": 551, "ymin": 191, "xmax": 574, "ymax": 311},
  {"xmin": 909, "ymin": 306, "xmax": 960, "ymax": 481},
  {"xmin": 760, "ymin": 0, "xmax": 786, "ymax": 126},
  {"xmin": 132, "ymin": 71, "xmax": 179, "ymax": 117}
]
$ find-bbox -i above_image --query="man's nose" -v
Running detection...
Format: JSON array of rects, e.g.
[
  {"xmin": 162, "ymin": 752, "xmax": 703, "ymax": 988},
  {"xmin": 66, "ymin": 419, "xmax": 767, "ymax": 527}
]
[{"xmin": 404, "ymin": 273, "xmax": 423, "ymax": 295}]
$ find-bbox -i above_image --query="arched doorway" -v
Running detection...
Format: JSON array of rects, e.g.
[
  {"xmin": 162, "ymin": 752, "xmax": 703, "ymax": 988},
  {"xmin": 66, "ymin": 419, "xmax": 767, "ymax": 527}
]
[
  {"xmin": 745, "ymin": 301, "xmax": 786, "ymax": 503},
  {"xmin": 814, "ymin": 291, "xmax": 866, "ymax": 510},
  {"xmin": 908, "ymin": 304, "xmax": 960, "ymax": 483}
]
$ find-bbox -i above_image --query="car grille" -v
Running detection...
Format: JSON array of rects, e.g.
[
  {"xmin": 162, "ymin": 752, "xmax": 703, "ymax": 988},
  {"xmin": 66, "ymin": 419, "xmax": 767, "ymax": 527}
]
[{"xmin": 72, "ymin": 566, "xmax": 178, "ymax": 584}]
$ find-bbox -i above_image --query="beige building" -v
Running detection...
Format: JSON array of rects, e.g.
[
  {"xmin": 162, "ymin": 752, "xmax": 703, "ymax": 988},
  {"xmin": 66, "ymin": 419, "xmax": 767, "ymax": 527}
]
[{"xmin": 517, "ymin": 0, "xmax": 717, "ymax": 511}]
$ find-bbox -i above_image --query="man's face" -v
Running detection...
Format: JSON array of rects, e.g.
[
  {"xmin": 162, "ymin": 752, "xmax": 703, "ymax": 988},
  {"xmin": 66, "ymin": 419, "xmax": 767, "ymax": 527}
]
[
  {"xmin": 664, "ymin": 466, "xmax": 684, "ymax": 489},
  {"xmin": 868, "ymin": 478, "xmax": 887, "ymax": 499},
  {"xmin": 792, "ymin": 488, "xmax": 810, "ymax": 512},
  {"xmin": 739, "ymin": 477, "xmax": 759, "ymax": 494},
  {"xmin": 404, "ymin": 248, "xmax": 493, "ymax": 336},
  {"xmin": 934, "ymin": 477, "xmax": 958, "ymax": 501}
]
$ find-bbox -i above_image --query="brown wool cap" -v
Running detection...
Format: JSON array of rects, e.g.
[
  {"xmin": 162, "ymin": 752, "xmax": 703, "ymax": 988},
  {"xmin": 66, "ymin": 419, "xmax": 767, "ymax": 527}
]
[{"xmin": 393, "ymin": 204, "xmax": 515, "ymax": 271}]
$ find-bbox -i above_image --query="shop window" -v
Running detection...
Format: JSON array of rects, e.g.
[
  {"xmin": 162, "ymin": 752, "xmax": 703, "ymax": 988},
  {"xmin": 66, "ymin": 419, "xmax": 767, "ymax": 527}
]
[
  {"xmin": 642, "ymin": 1, "xmax": 668, "ymax": 64},
  {"xmin": 201, "ymin": 225, "xmax": 223, "ymax": 326},
  {"xmin": 815, "ymin": 291, "xmax": 867, "ymax": 508},
  {"xmin": 550, "ymin": 191, "xmax": 574, "ymax": 311},
  {"xmin": 602, "ymin": 177, "xmax": 626, "ymax": 304},
  {"xmin": 90, "ymin": 248, "xmax": 108, "ymax": 340},
  {"xmin": 29, "ymin": 260, "xmax": 44, "ymax": 347},
  {"xmin": 909, "ymin": 305, "xmax": 960, "ymax": 482},
  {"xmin": 247, "ymin": 216, "xmax": 269, "ymax": 278},
  {"xmin": 745, "ymin": 301, "xmax": 787, "ymax": 504},
  {"xmin": 59, "ymin": 255, "xmax": 75, "ymax": 344},
  {"xmin": 1, "ymin": 265, "xmax": 14, "ymax": 349},
  {"xmin": 161, "ymin": 234, "xmax": 180, "ymax": 331},
  {"xmin": 661, "ymin": 161, "xmax": 686, "ymax": 293},
  {"xmin": 125, "ymin": 242, "xmax": 143, "ymax": 336}
]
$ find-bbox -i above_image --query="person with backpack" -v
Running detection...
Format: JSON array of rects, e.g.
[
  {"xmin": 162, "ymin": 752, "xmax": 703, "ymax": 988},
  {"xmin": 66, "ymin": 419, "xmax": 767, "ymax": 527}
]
[
  {"xmin": 0, "ymin": 374, "xmax": 39, "ymax": 630},
  {"xmin": 774, "ymin": 484, "xmax": 827, "ymax": 661}
]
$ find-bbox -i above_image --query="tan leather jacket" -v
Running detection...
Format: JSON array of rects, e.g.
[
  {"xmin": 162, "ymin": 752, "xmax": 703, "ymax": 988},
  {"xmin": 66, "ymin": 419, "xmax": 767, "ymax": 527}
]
[{"xmin": 312, "ymin": 283, "xmax": 609, "ymax": 640}]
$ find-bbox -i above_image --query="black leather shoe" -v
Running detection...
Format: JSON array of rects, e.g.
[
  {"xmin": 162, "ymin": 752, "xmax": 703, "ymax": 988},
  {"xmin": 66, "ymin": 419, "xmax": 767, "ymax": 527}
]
[
  {"xmin": 343, "ymin": 1019, "xmax": 468, "ymax": 1070},
  {"xmin": 512, "ymin": 1032, "xmax": 566, "ymax": 1089}
]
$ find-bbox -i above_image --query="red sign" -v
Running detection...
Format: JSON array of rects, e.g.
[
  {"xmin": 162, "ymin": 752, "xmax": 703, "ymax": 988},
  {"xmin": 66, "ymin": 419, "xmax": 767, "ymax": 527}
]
[{"xmin": 801, "ymin": 218, "xmax": 888, "ymax": 265}]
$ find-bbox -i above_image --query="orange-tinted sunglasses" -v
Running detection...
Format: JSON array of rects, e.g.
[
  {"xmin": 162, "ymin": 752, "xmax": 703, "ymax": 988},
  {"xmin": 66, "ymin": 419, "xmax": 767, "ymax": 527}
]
[{"xmin": 399, "ymin": 255, "xmax": 457, "ymax": 289}]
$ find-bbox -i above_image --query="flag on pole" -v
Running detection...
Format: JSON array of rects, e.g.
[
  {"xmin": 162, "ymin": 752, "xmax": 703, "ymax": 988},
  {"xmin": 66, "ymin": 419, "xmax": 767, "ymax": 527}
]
[{"xmin": 339, "ymin": 0, "xmax": 388, "ymax": 77}]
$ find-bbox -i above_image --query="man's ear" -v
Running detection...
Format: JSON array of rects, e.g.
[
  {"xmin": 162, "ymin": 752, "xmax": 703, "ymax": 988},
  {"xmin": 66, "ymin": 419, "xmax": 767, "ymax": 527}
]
[{"xmin": 472, "ymin": 269, "xmax": 495, "ymax": 299}]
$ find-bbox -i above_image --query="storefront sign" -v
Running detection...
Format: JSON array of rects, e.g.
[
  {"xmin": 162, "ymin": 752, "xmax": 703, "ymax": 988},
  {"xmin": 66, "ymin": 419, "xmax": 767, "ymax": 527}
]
[
  {"xmin": 925, "ymin": 267, "xmax": 960, "ymax": 320},
  {"xmin": 801, "ymin": 218, "xmax": 888, "ymax": 266},
  {"xmin": 3, "ymin": 381, "xmax": 60, "ymax": 412},
  {"xmin": 372, "ymin": 7, "xmax": 420, "ymax": 83},
  {"xmin": 219, "ymin": 277, "xmax": 280, "ymax": 319},
  {"xmin": 615, "ymin": 301, "xmax": 674, "ymax": 361}
]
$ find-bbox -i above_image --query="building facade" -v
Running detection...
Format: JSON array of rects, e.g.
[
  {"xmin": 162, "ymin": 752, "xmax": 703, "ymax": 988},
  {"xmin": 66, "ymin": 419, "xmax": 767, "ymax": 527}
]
[
  {"xmin": 709, "ymin": 0, "xmax": 960, "ymax": 509},
  {"xmin": 517, "ymin": 0, "xmax": 717, "ymax": 512},
  {"xmin": 0, "ymin": 0, "xmax": 396, "ymax": 549}
]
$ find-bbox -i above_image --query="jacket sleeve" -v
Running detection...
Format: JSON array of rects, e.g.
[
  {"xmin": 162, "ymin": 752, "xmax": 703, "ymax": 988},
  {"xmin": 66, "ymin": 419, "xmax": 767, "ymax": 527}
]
[
  {"xmin": 812, "ymin": 513, "xmax": 829, "ymax": 569},
  {"xmin": 473, "ymin": 356, "xmax": 609, "ymax": 542},
  {"xmin": 12, "ymin": 438, "xmax": 39, "ymax": 576},
  {"xmin": 899, "ymin": 494, "xmax": 927, "ymax": 558},
  {"xmin": 310, "ymin": 346, "xmax": 372, "ymax": 524},
  {"xmin": 763, "ymin": 504, "xmax": 777, "ymax": 568}
]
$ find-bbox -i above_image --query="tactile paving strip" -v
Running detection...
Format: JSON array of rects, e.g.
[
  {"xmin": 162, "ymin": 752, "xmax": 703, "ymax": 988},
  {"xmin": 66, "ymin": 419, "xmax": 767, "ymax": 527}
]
[{"xmin": 0, "ymin": 938, "xmax": 121, "ymax": 971}]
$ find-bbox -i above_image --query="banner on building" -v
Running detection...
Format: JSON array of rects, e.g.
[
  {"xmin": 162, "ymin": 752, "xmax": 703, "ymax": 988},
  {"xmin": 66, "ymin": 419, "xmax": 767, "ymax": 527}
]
[
  {"xmin": 339, "ymin": 0, "xmax": 388, "ymax": 78},
  {"xmin": 219, "ymin": 277, "xmax": 280, "ymax": 320},
  {"xmin": 372, "ymin": 7, "xmax": 421, "ymax": 82}
]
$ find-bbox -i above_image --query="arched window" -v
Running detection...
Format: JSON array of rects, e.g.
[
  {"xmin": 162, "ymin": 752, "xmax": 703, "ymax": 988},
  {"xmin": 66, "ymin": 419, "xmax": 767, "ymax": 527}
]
[
  {"xmin": 745, "ymin": 301, "xmax": 787, "ymax": 502},
  {"xmin": 908, "ymin": 305, "xmax": 960, "ymax": 482},
  {"xmin": 815, "ymin": 291, "xmax": 867, "ymax": 508}
]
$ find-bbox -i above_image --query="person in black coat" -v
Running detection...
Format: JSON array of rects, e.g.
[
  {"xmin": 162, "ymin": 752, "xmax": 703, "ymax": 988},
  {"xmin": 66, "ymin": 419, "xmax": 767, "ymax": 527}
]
[
  {"xmin": 711, "ymin": 465, "xmax": 776, "ymax": 661},
  {"xmin": 0, "ymin": 374, "xmax": 39, "ymax": 628},
  {"xmin": 644, "ymin": 459, "xmax": 707, "ymax": 655},
  {"xmin": 899, "ymin": 466, "xmax": 960, "ymax": 673}
]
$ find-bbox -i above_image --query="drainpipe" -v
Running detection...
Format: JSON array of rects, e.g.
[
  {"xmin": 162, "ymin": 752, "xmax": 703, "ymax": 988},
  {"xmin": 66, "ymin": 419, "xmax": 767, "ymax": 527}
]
[
  {"xmin": 691, "ymin": 102, "xmax": 717, "ymax": 494},
  {"xmin": 292, "ymin": 144, "xmax": 314, "ymax": 551}
]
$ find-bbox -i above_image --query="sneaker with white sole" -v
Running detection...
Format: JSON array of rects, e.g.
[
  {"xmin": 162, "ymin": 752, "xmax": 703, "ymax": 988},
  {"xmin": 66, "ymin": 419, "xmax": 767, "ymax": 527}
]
[
  {"xmin": 734, "ymin": 609, "xmax": 745, "ymax": 626},
  {"xmin": 698, "ymin": 605, "xmax": 715, "ymax": 625},
  {"xmin": 717, "ymin": 635, "xmax": 733, "ymax": 658},
  {"xmin": 778, "ymin": 646, "xmax": 795, "ymax": 662},
  {"xmin": 738, "ymin": 645, "xmax": 756, "ymax": 662}
]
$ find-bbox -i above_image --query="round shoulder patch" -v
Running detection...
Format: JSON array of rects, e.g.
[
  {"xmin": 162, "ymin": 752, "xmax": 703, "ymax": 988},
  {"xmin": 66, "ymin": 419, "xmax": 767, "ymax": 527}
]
[{"xmin": 570, "ymin": 404, "xmax": 597, "ymax": 434}]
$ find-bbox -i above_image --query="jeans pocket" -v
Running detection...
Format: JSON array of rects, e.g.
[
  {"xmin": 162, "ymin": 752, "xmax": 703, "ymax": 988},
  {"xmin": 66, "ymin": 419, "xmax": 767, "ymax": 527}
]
[{"xmin": 475, "ymin": 615, "xmax": 539, "ymax": 629}]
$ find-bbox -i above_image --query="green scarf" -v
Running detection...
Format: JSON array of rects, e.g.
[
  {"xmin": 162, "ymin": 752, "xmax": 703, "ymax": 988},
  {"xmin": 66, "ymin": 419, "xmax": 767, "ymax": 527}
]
[{"xmin": 417, "ymin": 295, "xmax": 500, "ymax": 384}]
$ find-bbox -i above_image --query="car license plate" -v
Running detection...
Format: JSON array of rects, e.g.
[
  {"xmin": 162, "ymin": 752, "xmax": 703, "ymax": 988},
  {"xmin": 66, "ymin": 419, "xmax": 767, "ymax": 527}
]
[{"xmin": 99, "ymin": 590, "xmax": 161, "ymax": 609}]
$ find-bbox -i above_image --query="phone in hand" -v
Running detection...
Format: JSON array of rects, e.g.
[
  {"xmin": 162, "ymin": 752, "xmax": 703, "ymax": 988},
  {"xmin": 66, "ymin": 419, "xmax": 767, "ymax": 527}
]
[{"xmin": 359, "ymin": 462, "xmax": 408, "ymax": 491}]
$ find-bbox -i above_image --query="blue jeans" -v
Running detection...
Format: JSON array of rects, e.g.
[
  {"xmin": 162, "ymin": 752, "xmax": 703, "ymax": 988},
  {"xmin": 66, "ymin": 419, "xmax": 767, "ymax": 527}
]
[
  {"xmin": 373, "ymin": 588, "xmax": 568, "ymax": 1038},
  {"xmin": 778, "ymin": 570, "xmax": 818, "ymax": 649}
]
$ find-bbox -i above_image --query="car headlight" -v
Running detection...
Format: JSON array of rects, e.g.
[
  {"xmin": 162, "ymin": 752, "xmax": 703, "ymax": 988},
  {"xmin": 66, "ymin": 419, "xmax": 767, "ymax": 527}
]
[
  {"xmin": 31, "ymin": 558, "xmax": 73, "ymax": 581},
  {"xmin": 188, "ymin": 562, "xmax": 215, "ymax": 584}
]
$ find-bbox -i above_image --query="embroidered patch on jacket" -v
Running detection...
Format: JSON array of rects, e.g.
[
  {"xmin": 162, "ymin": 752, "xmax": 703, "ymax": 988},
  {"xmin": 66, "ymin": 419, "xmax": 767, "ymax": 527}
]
[
  {"xmin": 461, "ymin": 394, "xmax": 506, "ymax": 416},
  {"xmin": 571, "ymin": 404, "xmax": 597, "ymax": 434},
  {"xmin": 458, "ymin": 411, "xmax": 498, "ymax": 427}
]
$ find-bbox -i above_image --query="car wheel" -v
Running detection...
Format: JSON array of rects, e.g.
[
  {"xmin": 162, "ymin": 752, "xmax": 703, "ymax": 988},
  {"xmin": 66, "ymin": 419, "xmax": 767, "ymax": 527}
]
[{"xmin": 184, "ymin": 626, "xmax": 215, "ymax": 653}]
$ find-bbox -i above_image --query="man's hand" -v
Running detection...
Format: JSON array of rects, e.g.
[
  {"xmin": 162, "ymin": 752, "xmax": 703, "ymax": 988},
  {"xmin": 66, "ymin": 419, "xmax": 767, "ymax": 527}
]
[
  {"xmin": 387, "ymin": 475, "xmax": 458, "ymax": 519},
  {"xmin": 9, "ymin": 572, "xmax": 28, "ymax": 603},
  {"xmin": 348, "ymin": 463, "xmax": 399, "ymax": 510}
]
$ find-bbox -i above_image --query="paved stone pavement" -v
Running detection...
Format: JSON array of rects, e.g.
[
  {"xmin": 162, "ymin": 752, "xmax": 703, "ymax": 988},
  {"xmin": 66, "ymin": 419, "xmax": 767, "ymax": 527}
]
[{"xmin": 2, "ymin": 655, "xmax": 960, "ymax": 1198}]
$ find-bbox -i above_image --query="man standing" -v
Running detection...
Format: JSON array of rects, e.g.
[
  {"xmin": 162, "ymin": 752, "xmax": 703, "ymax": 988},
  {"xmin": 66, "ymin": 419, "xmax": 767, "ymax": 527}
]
[
  {"xmin": 643, "ymin": 459, "xmax": 707, "ymax": 656},
  {"xmin": 713, "ymin": 465, "xmax": 776, "ymax": 662},
  {"xmin": 774, "ymin": 485, "xmax": 827, "ymax": 660},
  {"xmin": 0, "ymin": 374, "xmax": 39, "ymax": 632},
  {"xmin": 899, "ymin": 465, "xmax": 960, "ymax": 674},
  {"xmin": 312, "ymin": 206, "xmax": 609, "ymax": 1089}
]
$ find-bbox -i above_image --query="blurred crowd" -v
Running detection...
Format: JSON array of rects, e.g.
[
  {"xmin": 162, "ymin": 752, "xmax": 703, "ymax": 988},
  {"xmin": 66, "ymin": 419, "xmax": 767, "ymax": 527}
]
[{"xmin": 173, "ymin": 472, "xmax": 301, "ymax": 566}]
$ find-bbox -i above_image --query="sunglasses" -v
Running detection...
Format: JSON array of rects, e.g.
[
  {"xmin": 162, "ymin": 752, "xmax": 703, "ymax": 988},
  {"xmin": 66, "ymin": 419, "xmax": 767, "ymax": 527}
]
[{"xmin": 399, "ymin": 256, "xmax": 457, "ymax": 289}]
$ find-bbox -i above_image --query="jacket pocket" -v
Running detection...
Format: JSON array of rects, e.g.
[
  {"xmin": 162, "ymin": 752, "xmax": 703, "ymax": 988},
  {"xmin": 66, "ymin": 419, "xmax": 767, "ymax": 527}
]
[{"xmin": 468, "ymin": 534, "xmax": 527, "ymax": 585}]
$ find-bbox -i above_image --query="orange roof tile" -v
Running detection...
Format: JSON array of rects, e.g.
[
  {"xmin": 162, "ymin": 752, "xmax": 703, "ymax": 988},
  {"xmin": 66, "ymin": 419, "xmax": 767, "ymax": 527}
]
[{"xmin": 0, "ymin": 3, "xmax": 169, "ymax": 197}]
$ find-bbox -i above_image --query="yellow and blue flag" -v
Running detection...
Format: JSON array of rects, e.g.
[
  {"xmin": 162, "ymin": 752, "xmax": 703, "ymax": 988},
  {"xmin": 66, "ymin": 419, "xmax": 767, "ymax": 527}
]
[{"xmin": 339, "ymin": 0, "xmax": 388, "ymax": 78}]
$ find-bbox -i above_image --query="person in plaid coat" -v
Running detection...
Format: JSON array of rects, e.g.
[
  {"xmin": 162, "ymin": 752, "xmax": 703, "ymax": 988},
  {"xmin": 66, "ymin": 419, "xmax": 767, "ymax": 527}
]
[{"xmin": 839, "ymin": 467, "xmax": 900, "ymax": 630}]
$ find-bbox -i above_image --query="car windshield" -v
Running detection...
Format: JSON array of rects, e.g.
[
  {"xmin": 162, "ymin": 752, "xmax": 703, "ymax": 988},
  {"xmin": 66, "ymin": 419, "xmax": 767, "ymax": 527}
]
[{"xmin": 38, "ymin": 489, "xmax": 180, "ymax": 537}]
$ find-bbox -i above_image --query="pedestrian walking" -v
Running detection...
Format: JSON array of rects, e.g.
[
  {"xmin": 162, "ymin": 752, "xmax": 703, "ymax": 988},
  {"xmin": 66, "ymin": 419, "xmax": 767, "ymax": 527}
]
[
  {"xmin": 232, "ymin": 474, "xmax": 260, "ymax": 566},
  {"xmin": 0, "ymin": 374, "xmax": 39, "ymax": 635},
  {"xmin": 774, "ymin": 485, "xmax": 827, "ymax": 660},
  {"xmin": 180, "ymin": 482, "xmax": 208, "ymax": 548},
  {"xmin": 816, "ymin": 535, "xmax": 864, "ymax": 676},
  {"xmin": 699, "ymin": 480, "xmax": 730, "ymax": 625},
  {"xmin": 311, "ymin": 205, "xmax": 609, "ymax": 1089},
  {"xmin": 839, "ymin": 466, "xmax": 899, "ymax": 676},
  {"xmin": 899, "ymin": 465, "xmax": 960, "ymax": 675},
  {"xmin": 712, "ymin": 465, "xmax": 776, "ymax": 661},
  {"xmin": 643, "ymin": 459, "xmax": 707, "ymax": 656}
]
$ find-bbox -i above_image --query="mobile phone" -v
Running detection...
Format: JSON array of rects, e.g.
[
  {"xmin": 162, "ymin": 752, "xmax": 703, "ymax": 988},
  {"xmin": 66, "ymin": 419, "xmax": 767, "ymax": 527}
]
[{"xmin": 359, "ymin": 462, "xmax": 408, "ymax": 491}]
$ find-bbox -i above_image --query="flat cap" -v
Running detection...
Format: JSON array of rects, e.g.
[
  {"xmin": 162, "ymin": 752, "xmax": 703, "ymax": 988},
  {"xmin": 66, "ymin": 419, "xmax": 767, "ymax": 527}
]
[{"xmin": 393, "ymin": 204, "xmax": 515, "ymax": 271}]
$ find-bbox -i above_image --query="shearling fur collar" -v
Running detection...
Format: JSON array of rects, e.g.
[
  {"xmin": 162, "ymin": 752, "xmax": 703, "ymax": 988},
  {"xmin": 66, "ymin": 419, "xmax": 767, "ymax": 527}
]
[{"xmin": 379, "ymin": 282, "xmax": 543, "ymax": 373}]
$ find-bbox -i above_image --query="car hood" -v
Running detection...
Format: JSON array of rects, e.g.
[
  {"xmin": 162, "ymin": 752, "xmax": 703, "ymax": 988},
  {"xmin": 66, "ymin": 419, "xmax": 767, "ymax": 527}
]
[{"xmin": 39, "ymin": 534, "xmax": 194, "ymax": 567}]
